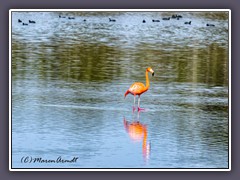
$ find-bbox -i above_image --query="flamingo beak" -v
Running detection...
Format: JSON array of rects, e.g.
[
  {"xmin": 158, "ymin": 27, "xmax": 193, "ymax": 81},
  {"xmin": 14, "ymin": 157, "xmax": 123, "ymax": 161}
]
[{"xmin": 149, "ymin": 68, "xmax": 154, "ymax": 76}]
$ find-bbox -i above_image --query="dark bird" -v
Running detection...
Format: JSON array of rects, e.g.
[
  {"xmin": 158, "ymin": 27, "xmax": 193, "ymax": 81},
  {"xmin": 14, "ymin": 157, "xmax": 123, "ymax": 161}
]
[
  {"xmin": 29, "ymin": 20, "xmax": 36, "ymax": 23},
  {"xmin": 184, "ymin": 21, "xmax": 191, "ymax": 25},
  {"xmin": 109, "ymin": 18, "xmax": 116, "ymax": 22},
  {"xmin": 68, "ymin": 17, "xmax": 75, "ymax": 19},
  {"xmin": 162, "ymin": 17, "xmax": 170, "ymax": 20},
  {"xmin": 206, "ymin": 23, "xmax": 215, "ymax": 27},
  {"xmin": 59, "ymin": 15, "xmax": 66, "ymax": 18},
  {"xmin": 172, "ymin": 14, "xmax": 182, "ymax": 19},
  {"xmin": 142, "ymin": 20, "xmax": 146, "ymax": 23},
  {"xmin": 83, "ymin": 19, "xmax": 86, "ymax": 22},
  {"xmin": 22, "ymin": 23, "xmax": 28, "ymax": 26},
  {"xmin": 152, "ymin": 19, "xmax": 160, "ymax": 22},
  {"xmin": 18, "ymin": 19, "xmax": 22, "ymax": 23}
]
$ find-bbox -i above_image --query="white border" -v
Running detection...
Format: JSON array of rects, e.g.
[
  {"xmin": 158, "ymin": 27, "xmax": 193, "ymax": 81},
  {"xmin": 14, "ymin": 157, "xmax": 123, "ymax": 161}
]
[{"xmin": 9, "ymin": 9, "xmax": 231, "ymax": 171}]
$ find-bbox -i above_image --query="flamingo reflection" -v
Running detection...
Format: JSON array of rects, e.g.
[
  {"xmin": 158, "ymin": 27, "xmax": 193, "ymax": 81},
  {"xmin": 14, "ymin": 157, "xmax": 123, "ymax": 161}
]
[{"xmin": 123, "ymin": 113, "xmax": 151, "ymax": 161}]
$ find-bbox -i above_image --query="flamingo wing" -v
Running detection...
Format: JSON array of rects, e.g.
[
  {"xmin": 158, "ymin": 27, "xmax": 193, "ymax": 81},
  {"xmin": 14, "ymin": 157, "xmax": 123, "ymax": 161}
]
[{"xmin": 129, "ymin": 82, "xmax": 146, "ymax": 95}]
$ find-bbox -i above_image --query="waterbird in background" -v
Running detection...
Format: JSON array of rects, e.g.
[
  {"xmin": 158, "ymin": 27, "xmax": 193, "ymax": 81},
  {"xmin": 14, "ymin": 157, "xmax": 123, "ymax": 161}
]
[
  {"xmin": 109, "ymin": 18, "xmax": 116, "ymax": 22},
  {"xmin": 124, "ymin": 67, "xmax": 154, "ymax": 111},
  {"xmin": 206, "ymin": 23, "xmax": 215, "ymax": 27},
  {"xmin": 162, "ymin": 17, "xmax": 170, "ymax": 20},
  {"xmin": 152, "ymin": 19, "xmax": 160, "ymax": 22},
  {"xmin": 184, "ymin": 21, "xmax": 191, "ymax": 25},
  {"xmin": 59, "ymin": 15, "xmax": 66, "ymax": 18},
  {"xmin": 29, "ymin": 20, "xmax": 36, "ymax": 23},
  {"xmin": 171, "ymin": 14, "xmax": 182, "ymax": 20},
  {"xmin": 18, "ymin": 19, "xmax": 22, "ymax": 23}
]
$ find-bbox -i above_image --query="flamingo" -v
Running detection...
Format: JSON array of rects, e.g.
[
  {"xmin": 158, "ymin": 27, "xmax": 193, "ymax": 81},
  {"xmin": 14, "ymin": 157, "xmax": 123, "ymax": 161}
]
[{"xmin": 124, "ymin": 67, "xmax": 154, "ymax": 111}]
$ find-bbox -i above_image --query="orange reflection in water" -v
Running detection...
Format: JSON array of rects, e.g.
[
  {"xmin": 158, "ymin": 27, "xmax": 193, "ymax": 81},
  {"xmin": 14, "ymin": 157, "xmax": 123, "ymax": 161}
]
[{"xmin": 123, "ymin": 113, "xmax": 150, "ymax": 161}]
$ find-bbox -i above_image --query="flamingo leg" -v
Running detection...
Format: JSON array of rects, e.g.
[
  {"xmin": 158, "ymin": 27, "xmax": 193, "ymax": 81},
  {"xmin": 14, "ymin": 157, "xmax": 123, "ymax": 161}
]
[
  {"xmin": 138, "ymin": 96, "xmax": 140, "ymax": 108},
  {"xmin": 132, "ymin": 95, "xmax": 136, "ymax": 112},
  {"xmin": 138, "ymin": 96, "xmax": 145, "ymax": 112},
  {"xmin": 134, "ymin": 95, "xmax": 136, "ymax": 107}
]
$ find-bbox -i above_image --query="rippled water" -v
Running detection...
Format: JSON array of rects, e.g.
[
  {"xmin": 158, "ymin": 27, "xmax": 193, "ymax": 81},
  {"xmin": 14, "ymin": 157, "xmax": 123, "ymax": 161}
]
[{"xmin": 11, "ymin": 11, "xmax": 229, "ymax": 169}]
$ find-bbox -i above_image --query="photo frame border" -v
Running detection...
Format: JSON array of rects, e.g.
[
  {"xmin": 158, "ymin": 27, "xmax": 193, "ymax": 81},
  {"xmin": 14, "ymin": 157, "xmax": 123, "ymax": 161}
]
[{"xmin": 9, "ymin": 8, "xmax": 231, "ymax": 172}]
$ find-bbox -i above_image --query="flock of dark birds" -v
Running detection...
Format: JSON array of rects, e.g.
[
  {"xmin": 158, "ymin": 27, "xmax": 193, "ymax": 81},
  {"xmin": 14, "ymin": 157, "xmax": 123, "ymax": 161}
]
[
  {"xmin": 18, "ymin": 19, "xmax": 35, "ymax": 25},
  {"xmin": 17, "ymin": 13, "xmax": 216, "ymax": 27}
]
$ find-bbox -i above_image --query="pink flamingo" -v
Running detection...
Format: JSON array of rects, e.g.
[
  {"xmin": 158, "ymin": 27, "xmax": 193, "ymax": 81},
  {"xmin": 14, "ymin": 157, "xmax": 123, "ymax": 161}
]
[{"xmin": 124, "ymin": 67, "xmax": 154, "ymax": 111}]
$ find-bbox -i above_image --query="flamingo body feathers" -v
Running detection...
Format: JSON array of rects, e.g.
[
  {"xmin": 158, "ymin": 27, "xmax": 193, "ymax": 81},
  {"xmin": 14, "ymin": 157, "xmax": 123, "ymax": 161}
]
[{"xmin": 127, "ymin": 82, "xmax": 147, "ymax": 96}]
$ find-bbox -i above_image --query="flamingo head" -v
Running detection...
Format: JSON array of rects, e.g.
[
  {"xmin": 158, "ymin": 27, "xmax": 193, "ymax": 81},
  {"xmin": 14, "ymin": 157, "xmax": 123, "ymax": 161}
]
[{"xmin": 146, "ymin": 67, "xmax": 154, "ymax": 76}]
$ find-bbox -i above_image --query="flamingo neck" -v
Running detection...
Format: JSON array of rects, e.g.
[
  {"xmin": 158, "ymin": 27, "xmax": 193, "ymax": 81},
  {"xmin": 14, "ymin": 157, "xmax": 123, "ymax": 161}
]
[{"xmin": 145, "ymin": 70, "xmax": 150, "ymax": 90}]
